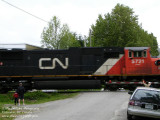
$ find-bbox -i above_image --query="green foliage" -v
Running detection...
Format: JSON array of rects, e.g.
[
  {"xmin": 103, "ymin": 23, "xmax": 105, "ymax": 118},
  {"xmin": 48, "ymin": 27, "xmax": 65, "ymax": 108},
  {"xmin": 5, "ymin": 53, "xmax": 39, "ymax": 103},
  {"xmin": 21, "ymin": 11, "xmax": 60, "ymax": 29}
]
[
  {"xmin": 41, "ymin": 16, "xmax": 61, "ymax": 49},
  {"xmin": 0, "ymin": 104, "xmax": 2, "ymax": 113},
  {"xmin": 91, "ymin": 3, "xmax": 159, "ymax": 56},
  {"xmin": 59, "ymin": 25, "xmax": 81, "ymax": 49},
  {"xmin": 0, "ymin": 91, "xmax": 77, "ymax": 105},
  {"xmin": 41, "ymin": 16, "xmax": 81, "ymax": 49},
  {"xmin": 0, "ymin": 93, "xmax": 13, "ymax": 104},
  {"xmin": 24, "ymin": 91, "xmax": 78, "ymax": 104},
  {"xmin": 25, "ymin": 91, "xmax": 50, "ymax": 100}
]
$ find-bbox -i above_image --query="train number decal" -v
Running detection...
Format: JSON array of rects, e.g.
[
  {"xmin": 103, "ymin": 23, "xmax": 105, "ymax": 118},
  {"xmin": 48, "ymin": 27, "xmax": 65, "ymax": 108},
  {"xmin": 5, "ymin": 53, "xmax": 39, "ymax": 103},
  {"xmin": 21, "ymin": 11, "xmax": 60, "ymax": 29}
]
[
  {"xmin": 131, "ymin": 59, "xmax": 144, "ymax": 65},
  {"xmin": 39, "ymin": 58, "xmax": 69, "ymax": 69}
]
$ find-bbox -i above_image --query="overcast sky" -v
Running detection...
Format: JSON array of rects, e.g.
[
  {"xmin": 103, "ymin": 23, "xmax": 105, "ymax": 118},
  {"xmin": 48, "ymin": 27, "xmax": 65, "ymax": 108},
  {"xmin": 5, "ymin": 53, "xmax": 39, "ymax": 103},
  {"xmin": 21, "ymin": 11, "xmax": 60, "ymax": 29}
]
[{"xmin": 0, "ymin": 0, "xmax": 160, "ymax": 47}]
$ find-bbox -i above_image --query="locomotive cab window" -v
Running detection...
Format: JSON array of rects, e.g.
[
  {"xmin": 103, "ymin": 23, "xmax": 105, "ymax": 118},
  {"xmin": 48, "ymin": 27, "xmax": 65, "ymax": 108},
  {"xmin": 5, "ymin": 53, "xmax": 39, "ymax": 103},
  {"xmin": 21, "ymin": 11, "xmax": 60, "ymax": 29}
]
[
  {"xmin": 133, "ymin": 51, "xmax": 142, "ymax": 57},
  {"xmin": 128, "ymin": 51, "xmax": 132, "ymax": 58},
  {"xmin": 143, "ymin": 51, "xmax": 147, "ymax": 57},
  {"xmin": 132, "ymin": 51, "xmax": 147, "ymax": 58}
]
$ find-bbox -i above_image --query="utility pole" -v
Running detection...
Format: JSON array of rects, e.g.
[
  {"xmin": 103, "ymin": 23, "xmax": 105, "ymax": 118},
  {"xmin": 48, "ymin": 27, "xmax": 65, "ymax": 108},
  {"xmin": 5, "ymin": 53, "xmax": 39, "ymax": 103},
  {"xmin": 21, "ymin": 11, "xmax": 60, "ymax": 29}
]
[
  {"xmin": 84, "ymin": 35, "xmax": 86, "ymax": 47},
  {"xmin": 89, "ymin": 29, "xmax": 92, "ymax": 47}
]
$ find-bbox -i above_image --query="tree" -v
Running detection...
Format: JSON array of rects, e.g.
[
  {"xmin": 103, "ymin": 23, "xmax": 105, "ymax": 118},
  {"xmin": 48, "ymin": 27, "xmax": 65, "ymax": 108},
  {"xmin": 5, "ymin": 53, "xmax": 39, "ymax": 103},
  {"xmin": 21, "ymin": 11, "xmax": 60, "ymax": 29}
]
[
  {"xmin": 41, "ymin": 16, "xmax": 80, "ymax": 49},
  {"xmin": 91, "ymin": 4, "xmax": 159, "ymax": 56},
  {"xmin": 59, "ymin": 24, "xmax": 81, "ymax": 49},
  {"xmin": 41, "ymin": 16, "xmax": 61, "ymax": 49}
]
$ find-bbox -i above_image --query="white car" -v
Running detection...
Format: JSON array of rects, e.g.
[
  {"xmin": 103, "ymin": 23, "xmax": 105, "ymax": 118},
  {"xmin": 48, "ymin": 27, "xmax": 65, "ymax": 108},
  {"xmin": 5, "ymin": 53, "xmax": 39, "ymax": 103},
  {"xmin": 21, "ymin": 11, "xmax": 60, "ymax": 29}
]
[{"xmin": 127, "ymin": 87, "xmax": 160, "ymax": 120}]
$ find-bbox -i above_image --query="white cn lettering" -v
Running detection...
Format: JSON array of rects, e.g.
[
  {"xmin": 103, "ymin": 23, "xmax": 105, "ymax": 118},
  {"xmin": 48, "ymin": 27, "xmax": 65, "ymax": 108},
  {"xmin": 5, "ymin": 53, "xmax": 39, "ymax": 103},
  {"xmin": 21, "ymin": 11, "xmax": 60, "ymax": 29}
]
[{"xmin": 39, "ymin": 58, "xmax": 69, "ymax": 69}]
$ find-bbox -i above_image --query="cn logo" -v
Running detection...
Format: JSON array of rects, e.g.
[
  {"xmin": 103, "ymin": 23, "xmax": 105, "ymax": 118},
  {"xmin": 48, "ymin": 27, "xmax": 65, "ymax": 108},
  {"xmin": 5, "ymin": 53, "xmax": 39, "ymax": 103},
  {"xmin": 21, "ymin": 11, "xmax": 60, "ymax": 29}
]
[{"xmin": 39, "ymin": 58, "xmax": 69, "ymax": 69}]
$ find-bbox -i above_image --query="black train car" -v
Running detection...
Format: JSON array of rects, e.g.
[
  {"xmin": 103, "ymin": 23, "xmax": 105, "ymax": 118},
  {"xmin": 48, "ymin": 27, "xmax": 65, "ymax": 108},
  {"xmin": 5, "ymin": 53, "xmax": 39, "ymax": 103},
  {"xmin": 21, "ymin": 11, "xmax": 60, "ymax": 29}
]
[{"xmin": 0, "ymin": 47, "xmax": 124, "ymax": 91}]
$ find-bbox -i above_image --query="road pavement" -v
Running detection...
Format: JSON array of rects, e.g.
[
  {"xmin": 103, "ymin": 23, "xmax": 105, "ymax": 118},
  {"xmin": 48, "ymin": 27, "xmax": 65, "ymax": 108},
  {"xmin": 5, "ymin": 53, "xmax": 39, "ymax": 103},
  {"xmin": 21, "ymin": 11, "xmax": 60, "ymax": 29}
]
[{"xmin": 15, "ymin": 91, "xmax": 130, "ymax": 120}]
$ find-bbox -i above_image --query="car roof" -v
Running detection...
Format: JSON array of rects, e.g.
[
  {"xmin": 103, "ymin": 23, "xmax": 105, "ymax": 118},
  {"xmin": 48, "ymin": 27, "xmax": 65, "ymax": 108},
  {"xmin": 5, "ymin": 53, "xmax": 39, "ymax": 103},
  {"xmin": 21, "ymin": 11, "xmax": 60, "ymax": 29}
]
[{"xmin": 135, "ymin": 87, "xmax": 160, "ymax": 91}]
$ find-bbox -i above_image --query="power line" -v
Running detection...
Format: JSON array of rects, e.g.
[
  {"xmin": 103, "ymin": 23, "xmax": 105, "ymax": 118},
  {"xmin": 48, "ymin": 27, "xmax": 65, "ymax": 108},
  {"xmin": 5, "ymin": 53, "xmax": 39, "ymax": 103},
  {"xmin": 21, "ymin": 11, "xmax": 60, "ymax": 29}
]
[{"xmin": 1, "ymin": 0, "xmax": 48, "ymax": 23}]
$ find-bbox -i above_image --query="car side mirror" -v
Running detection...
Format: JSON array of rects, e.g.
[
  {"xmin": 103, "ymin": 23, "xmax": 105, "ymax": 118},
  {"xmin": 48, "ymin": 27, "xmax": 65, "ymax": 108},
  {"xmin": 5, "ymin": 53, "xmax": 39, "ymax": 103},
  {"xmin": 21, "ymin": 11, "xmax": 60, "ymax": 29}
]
[{"xmin": 128, "ymin": 91, "xmax": 133, "ymax": 95}]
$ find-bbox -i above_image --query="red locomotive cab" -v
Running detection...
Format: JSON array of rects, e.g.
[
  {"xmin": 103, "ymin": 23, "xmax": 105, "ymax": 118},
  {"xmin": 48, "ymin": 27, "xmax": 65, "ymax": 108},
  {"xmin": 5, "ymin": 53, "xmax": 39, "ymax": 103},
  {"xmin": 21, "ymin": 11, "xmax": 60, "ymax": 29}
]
[
  {"xmin": 124, "ymin": 47, "xmax": 152, "ymax": 75},
  {"xmin": 151, "ymin": 57, "xmax": 160, "ymax": 75}
]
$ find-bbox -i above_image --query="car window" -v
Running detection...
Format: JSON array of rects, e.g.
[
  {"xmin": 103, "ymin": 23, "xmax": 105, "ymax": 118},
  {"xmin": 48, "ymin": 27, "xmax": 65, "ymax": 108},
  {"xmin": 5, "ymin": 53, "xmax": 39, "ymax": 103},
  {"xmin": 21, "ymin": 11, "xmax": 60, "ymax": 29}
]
[{"xmin": 132, "ymin": 89, "xmax": 160, "ymax": 104}]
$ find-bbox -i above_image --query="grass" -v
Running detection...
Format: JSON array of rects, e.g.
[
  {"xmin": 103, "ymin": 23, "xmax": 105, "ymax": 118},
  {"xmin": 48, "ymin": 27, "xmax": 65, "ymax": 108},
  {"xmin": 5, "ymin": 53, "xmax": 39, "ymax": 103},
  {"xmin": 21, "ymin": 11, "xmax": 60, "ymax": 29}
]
[
  {"xmin": 0, "ymin": 91, "xmax": 78, "ymax": 120},
  {"xmin": 58, "ymin": 89, "xmax": 101, "ymax": 92},
  {"xmin": 24, "ymin": 91, "xmax": 78, "ymax": 104},
  {"xmin": 0, "ymin": 93, "xmax": 14, "ymax": 104}
]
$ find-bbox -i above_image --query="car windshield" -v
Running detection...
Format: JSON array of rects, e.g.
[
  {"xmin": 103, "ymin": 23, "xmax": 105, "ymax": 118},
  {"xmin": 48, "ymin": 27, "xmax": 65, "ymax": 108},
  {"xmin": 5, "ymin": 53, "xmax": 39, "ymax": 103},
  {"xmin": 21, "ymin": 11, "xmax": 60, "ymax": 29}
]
[{"xmin": 132, "ymin": 89, "xmax": 160, "ymax": 104}]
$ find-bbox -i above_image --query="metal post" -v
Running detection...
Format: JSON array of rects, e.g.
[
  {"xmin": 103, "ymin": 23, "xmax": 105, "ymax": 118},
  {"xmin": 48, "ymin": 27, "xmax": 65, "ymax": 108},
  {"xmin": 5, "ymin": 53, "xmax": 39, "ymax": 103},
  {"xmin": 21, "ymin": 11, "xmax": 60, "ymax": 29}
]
[{"xmin": 89, "ymin": 29, "xmax": 92, "ymax": 47}]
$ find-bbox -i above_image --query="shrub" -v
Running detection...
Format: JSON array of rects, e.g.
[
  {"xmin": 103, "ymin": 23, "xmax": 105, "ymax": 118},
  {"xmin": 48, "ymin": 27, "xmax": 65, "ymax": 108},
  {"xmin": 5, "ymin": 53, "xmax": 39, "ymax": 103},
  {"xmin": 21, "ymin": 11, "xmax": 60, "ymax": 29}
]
[
  {"xmin": 0, "ymin": 94, "xmax": 13, "ymax": 103},
  {"xmin": 25, "ymin": 91, "xmax": 51, "ymax": 100},
  {"xmin": 0, "ymin": 104, "xmax": 2, "ymax": 113}
]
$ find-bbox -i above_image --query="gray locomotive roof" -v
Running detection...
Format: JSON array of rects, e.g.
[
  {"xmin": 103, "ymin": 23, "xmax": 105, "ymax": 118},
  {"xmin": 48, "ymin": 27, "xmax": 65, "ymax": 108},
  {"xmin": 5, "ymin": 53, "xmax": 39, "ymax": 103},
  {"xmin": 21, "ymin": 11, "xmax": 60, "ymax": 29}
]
[{"xmin": 125, "ymin": 47, "xmax": 149, "ymax": 51}]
